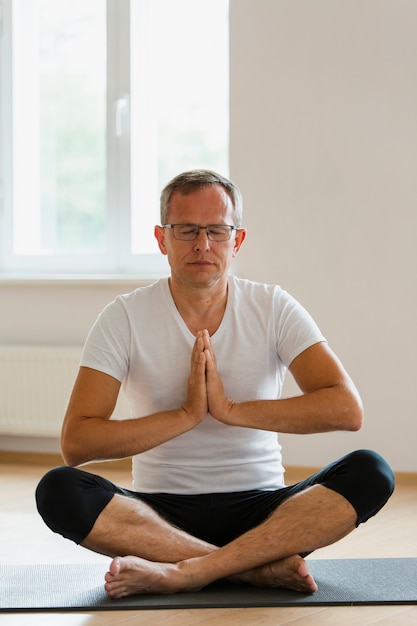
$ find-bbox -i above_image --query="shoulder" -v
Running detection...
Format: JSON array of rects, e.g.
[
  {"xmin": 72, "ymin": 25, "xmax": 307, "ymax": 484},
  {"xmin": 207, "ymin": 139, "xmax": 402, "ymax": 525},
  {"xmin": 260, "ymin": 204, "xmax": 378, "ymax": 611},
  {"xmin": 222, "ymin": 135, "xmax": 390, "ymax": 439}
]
[
  {"xmin": 229, "ymin": 275, "xmax": 290, "ymax": 306},
  {"xmin": 103, "ymin": 278, "xmax": 168, "ymax": 313},
  {"xmin": 229, "ymin": 275, "xmax": 282, "ymax": 295},
  {"xmin": 229, "ymin": 274, "xmax": 323, "ymax": 337}
]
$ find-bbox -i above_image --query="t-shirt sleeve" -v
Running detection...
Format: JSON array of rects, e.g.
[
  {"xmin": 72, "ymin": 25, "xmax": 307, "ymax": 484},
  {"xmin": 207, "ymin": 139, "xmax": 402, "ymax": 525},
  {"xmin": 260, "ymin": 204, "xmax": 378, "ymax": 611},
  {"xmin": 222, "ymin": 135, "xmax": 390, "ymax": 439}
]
[
  {"xmin": 80, "ymin": 297, "xmax": 130, "ymax": 382},
  {"xmin": 274, "ymin": 288, "xmax": 326, "ymax": 367}
]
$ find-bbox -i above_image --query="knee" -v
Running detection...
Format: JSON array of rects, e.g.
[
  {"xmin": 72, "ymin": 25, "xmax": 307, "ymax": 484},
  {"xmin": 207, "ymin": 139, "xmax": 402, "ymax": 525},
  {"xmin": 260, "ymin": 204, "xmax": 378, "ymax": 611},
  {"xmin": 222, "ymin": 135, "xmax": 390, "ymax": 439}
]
[
  {"xmin": 344, "ymin": 449, "xmax": 395, "ymax": 523},
  {"xmin": 351, "ymin": 449, "xmax": 395, "ymax": 497},
  {"xmin": 35, "ymin": 465, "xmax": 99, "ymax": 543},
  {"xmin": 35, "ymin": 466, "xmax": 80, "ymax": 530},
  {"xmin": 35, "ymin": 465, "xmax": 117, "ymax": 544}
]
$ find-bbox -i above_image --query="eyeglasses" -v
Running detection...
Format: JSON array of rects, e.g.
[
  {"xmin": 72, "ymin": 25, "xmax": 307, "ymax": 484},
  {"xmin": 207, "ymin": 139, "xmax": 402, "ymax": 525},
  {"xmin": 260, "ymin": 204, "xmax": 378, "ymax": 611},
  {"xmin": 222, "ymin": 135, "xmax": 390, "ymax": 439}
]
[{"xmin": 162, "ymin": 224, "xmax": 237, "ymax": 242}]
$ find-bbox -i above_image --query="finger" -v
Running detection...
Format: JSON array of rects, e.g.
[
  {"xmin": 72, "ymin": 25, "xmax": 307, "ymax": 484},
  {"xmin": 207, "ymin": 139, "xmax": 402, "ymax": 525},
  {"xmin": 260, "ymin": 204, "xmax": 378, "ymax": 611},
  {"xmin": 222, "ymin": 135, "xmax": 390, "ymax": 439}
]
[
  {"xmin": 204, "ymin": 347, "xmax": 214, "ymax": 369},
  {"xmin": 201, "ymin": 329, "xmax": 210, "ymax": 347},
  {"xmin": 204, "ymin": 349, "xmax": 219, "ymax": 392},
  {"xmin": 194, "ymin": 331, "xmax": 205, "ymax": 349},
  {"xmin": 191, "ymin": 333, "xmax": 204, "ymax": 363},
  {"xmin": 201, "ymin": 330, "xmax": 216, "ymax": 365},
  {"xmin": 190, "ymin": 340, "xmax": 207, "ymax": 382}
]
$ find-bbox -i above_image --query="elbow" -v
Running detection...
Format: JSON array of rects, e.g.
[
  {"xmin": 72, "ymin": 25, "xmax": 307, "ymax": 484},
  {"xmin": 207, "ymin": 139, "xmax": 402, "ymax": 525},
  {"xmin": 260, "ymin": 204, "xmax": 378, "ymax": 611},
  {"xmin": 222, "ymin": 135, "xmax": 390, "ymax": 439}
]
[
  {"xmin": 61, "ymin": 453, "xmax": 81, "ymax": 468},
  {"xmin": 60, "ymin": 433, "xmax": 89, "ymax": 468},
  {"xmin": 61, "ymin": 444, "xmax": 83, "ymax": 468},
  {"xmin": 348, "ymin": 413, "xmax": 363, "ymax": 432},
  {"xmin": 335, "ymin": 380, "xmax": 364, "ymax": 432},
  {"xmin": 345, "ymin": 396, "xmax": 364, "ymax": 432}
]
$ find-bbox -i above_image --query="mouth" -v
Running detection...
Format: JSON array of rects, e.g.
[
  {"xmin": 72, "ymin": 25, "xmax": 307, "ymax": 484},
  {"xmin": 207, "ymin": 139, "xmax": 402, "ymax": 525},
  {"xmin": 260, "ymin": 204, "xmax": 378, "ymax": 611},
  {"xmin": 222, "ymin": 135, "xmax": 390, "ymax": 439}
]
[{"xmin": 189, "ymin": 259, "xmax": 214, "ymax": 267}]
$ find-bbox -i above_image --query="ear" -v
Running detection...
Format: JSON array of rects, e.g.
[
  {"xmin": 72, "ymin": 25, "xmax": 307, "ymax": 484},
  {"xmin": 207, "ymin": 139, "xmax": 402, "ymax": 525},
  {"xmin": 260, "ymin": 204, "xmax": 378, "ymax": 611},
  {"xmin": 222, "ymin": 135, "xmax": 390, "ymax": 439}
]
[
  {"xmin": 232, "ymin": 228, "xmax": 247, "ymax": 258},
  {"xmin": 154, "ymin": 225, "xmax": 167, "ymax": 255}
]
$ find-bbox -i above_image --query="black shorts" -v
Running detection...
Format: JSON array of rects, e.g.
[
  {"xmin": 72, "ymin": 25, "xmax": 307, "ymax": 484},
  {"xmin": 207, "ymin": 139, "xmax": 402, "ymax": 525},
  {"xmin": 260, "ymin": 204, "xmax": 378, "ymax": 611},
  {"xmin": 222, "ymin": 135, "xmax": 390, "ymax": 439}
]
[{"xmin": 36, "ymin": 449, "xmax": 395, "ymax": 547}]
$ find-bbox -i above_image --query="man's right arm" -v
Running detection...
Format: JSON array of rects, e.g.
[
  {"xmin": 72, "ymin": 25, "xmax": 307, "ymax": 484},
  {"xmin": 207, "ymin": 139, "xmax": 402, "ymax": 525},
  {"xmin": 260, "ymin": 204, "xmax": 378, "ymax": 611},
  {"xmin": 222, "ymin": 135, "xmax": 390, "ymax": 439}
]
[{"xmin": 61, "ymin": 333, "xmax": 208, "ymax": 467}]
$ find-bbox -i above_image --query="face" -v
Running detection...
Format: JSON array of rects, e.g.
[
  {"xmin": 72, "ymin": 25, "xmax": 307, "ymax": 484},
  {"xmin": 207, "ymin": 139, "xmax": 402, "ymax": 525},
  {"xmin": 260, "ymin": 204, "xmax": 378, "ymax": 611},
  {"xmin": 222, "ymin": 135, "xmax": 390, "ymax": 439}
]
[{"xmin": 154, "ymin": 185, "xmax": 246, "ymax": 289}]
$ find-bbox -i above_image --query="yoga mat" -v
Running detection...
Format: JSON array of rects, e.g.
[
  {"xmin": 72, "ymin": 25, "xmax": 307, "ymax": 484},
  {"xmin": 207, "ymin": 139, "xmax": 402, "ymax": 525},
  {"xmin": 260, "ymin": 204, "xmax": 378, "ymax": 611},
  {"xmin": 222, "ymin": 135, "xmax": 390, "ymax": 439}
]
[{"xmin": 0, "ymin": 558, "xmax": 416, "ymax": 612}]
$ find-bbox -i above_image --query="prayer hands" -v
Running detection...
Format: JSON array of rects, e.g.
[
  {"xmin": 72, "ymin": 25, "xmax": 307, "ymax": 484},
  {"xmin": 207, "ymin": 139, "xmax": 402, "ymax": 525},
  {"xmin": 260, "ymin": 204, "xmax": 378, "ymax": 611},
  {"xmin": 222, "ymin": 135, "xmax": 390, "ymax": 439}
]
[
  {"xmin": 182, "ymin": 330, "xmax": 235, "ymax": 425},
  {"xmin": 181, "ymin": 331, "xmax": 208, "ymax": 424}
]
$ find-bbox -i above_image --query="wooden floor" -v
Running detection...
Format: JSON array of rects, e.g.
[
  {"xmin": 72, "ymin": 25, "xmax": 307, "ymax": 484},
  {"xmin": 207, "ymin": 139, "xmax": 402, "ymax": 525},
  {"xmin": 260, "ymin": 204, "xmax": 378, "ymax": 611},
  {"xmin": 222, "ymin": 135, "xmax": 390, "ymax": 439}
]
[{"xmin": 1, "ymin": 455, "xmax": 416, "ymax": 625}]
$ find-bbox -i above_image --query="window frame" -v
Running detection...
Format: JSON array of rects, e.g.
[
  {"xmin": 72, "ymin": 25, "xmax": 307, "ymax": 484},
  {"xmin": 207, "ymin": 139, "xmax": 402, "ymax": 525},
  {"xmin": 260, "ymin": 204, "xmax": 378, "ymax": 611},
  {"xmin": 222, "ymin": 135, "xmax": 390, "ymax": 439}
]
[
  {"xmin": 0, "ymin": 0, "xmax": 229, "ymax": 279},
  {"xmin": 0, "ymin": 0, "xmax": 169, "ymax": 278}
]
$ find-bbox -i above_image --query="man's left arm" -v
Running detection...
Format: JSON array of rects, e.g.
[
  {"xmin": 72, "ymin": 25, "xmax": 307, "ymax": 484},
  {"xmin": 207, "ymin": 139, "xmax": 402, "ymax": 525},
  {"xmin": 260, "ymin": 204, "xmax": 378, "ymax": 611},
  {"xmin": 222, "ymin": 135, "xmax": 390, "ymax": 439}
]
[{"xmin": 205, "ymin": 335, "xmax": 363, "ymax": 434}]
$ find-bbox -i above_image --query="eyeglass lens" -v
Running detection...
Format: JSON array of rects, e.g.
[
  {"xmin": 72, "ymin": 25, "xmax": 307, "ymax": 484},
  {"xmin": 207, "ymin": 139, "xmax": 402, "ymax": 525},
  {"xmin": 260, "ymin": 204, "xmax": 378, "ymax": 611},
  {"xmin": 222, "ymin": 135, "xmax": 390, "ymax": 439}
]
[{"xmin": 170, "ymin": 225, "xmax": 234, "ymax": 241}]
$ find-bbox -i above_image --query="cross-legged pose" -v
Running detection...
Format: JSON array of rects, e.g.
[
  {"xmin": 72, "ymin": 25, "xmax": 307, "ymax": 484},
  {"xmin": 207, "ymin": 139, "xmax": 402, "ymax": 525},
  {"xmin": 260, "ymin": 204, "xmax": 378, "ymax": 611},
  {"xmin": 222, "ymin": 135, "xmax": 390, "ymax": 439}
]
[{"xmin": 36, "ymin": 169, "xmax": 394, "ymax": 599}]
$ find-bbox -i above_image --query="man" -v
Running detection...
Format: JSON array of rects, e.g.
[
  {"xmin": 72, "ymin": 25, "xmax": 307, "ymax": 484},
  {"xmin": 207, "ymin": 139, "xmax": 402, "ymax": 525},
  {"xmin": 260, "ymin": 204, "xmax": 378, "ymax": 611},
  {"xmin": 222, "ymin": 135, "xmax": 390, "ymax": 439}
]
[{"xmin": 36, "ymin": 169, "xmax": 394, "ymax": 599}]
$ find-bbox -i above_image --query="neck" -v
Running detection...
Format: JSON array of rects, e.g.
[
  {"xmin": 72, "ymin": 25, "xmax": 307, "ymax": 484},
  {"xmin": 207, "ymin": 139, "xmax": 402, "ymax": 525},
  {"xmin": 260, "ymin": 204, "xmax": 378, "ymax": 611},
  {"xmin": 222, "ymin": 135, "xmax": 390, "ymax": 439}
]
[{"xmin": 168, "ymin": 276, "xmax": 228, "ymax": 336}]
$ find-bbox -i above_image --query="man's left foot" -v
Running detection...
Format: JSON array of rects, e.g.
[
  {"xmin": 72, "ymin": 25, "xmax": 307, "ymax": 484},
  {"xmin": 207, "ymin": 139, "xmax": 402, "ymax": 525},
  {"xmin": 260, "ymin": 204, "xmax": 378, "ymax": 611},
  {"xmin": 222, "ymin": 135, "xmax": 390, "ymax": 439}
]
[{"xmin": 235, "ymin": 554, "xmax": 318, "ymax": 593}]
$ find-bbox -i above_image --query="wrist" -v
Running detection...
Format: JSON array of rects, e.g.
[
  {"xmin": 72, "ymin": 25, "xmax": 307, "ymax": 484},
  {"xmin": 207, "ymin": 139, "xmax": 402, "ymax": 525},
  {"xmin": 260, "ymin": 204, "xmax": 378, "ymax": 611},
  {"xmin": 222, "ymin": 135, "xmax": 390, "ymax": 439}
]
[{"xmin": 179, "ymin": 405, "xmax": 206, "ymax": 428}]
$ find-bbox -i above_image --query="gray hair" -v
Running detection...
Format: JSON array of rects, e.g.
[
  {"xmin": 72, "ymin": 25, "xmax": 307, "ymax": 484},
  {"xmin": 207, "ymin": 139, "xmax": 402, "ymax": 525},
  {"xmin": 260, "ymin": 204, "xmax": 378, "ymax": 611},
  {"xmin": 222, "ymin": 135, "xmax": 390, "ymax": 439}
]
[{"xmin": 160, "ymin": 169, "xmax": 243, "ymax": 227}]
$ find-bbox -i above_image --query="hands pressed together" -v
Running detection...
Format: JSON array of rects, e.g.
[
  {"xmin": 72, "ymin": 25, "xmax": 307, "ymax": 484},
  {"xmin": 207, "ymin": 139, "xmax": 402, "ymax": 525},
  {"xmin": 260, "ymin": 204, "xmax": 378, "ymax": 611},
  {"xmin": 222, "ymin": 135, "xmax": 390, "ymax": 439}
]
[
  {"xmin": 61, "ymin": 323, "xmax": 361, "ymax": 468},
  {"xmin": 182, "ymin": 329, "xmax": 236, "ymax": 426}
]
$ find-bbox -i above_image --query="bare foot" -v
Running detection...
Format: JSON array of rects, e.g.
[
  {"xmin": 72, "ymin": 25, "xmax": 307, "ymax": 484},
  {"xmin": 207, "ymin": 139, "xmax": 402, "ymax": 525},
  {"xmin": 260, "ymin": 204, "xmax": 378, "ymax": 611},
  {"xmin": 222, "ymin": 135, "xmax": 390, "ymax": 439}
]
[
  {"xmin": 104, "ymin": 556, "xmax": 182, "ymax": 598},
  {"xmin": 104, "ymin": 553, "xmax": 317, "ymax": 599},
  {"xmin": 235, "ymin": 554, "xmax": 318, "ymax": 593}
]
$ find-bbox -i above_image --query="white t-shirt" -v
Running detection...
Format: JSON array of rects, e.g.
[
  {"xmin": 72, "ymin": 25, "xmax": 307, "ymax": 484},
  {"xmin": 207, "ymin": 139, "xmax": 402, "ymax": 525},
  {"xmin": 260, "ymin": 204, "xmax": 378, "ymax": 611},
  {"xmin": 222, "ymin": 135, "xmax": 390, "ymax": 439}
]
[{"xmin": 81, "ymin": 276, "xmax": 325, "ymax": 494}]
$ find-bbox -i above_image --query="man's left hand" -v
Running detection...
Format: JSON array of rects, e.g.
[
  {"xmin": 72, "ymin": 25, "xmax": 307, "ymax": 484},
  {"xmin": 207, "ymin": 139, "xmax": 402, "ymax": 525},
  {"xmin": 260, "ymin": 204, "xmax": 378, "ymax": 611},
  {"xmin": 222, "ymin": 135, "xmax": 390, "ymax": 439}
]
[{"xmin": 201, "ymin": 330, "xmax": 237, "ymax": 424}]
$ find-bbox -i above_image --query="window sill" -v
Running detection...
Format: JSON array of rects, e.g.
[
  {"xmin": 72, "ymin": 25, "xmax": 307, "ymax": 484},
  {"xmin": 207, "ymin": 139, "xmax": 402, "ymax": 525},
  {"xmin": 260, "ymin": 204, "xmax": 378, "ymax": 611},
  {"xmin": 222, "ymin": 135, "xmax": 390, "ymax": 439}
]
[{"xmin": 0, "ymin": 273, "xmax": 166, "ymax": 287}]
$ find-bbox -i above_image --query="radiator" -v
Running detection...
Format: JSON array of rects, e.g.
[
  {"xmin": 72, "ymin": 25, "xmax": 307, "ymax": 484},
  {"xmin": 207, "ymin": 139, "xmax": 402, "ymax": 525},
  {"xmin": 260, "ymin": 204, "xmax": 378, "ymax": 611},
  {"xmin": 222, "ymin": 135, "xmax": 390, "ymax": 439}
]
[{"xmin": 0, "ymin": 345, "xmax": 129, "ymax": 437}]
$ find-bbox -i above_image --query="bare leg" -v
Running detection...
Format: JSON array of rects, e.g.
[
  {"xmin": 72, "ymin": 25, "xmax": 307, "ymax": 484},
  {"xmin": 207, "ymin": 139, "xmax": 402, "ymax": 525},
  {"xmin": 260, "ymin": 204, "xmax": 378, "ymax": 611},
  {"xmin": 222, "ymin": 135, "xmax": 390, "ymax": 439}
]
[
  {"xmin": 84, "ymin": 489, "xmax": 317, "ymax": 596},
  {"xmin": 81, "ymin": 493, "xmax": 216, "ymax": 561},
  {"xmin": 103, "ymin": 485, "xmax": 357, "ymax": 598}
]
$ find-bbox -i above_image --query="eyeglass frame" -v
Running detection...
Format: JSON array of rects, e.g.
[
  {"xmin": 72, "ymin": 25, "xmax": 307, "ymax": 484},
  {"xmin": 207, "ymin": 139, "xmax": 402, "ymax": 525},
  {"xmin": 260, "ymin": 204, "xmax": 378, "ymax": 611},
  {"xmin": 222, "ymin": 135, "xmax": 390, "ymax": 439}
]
[{"xmin": 161, "ymin": 223, "xmax": 239, "ymax": 242}]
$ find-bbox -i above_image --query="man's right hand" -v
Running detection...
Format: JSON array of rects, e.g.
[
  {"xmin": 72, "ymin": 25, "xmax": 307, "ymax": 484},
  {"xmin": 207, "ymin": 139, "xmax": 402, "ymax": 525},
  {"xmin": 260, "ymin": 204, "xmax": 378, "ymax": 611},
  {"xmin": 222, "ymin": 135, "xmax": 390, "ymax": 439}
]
[
  {"xmin": 181, "ymin": 331, "xmax": 209, "ymax": 424},
  {"xmin": 61, "ymin": 333, "xmax": 210, "ymax": 466}
]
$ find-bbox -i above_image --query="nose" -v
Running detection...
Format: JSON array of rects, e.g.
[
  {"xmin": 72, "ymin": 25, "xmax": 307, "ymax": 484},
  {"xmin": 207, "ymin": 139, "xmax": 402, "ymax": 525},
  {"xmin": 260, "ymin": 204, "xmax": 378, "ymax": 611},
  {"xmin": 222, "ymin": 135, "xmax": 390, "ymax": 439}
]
[{"xmin": 193, "ymin": 228, "xmax": 211, "ymax": 250}]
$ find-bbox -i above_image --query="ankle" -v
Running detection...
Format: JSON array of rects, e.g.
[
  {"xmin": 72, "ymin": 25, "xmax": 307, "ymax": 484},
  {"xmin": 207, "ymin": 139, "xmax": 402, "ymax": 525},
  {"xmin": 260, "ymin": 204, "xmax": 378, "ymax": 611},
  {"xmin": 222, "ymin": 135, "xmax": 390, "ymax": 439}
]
[{"xmin": 176, "ymin": 557, "xmax": 208, "ymax": 592}]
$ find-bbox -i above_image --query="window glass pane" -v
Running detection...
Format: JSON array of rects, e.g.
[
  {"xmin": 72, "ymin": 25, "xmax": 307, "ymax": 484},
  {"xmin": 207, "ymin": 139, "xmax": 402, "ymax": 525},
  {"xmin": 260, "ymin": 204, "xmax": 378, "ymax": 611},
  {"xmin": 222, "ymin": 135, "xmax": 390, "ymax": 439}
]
[
  {"xmin": 13, "ymin": 0, "xmax": 106, "ymax": 255},
  {"xmin": 131, "ymin": 0, "xmax": 229, "ymax": 254},
  {"xmin": 5, "ymin": 0, "xmax": 229, "ymax": 273}
]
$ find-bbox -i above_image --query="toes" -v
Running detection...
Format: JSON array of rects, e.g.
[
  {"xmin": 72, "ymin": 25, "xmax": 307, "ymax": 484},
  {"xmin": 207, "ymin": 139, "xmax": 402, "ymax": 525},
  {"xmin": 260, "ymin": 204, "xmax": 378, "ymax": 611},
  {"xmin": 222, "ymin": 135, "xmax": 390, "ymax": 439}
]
[{"xmin": 109, "ymin": 556, "xmax": 122, "ymax": 576}]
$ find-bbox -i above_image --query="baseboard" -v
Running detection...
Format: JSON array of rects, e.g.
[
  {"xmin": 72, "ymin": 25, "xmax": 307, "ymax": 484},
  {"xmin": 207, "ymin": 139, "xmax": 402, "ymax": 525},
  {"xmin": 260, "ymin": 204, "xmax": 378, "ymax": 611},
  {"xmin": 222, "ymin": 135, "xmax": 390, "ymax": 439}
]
[
  {"xmin": 0, "ymin": 451, "xmax": 63, "ymax": 466},
  {"xmin": 0, "ymin": 450, "xmax": 131, "ymax": 471},
  {"xmin": 1, "ymin": 451, "xmax": 415, "ymax": 484}
]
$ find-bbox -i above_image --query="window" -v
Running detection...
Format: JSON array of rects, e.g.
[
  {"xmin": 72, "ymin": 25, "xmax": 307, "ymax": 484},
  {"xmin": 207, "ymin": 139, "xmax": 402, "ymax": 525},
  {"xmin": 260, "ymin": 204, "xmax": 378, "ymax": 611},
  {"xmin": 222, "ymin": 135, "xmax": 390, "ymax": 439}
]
[{"xmin": 0, "ymin": 0, "xmax": 229, "ymax": 276}]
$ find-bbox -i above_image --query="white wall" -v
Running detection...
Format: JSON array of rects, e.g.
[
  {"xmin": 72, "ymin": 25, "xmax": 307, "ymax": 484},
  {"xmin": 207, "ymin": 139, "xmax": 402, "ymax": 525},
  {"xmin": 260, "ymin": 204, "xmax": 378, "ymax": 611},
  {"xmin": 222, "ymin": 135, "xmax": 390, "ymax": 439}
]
[
  {"xmin": 1, "ymin": 0, "xmax": 416, "ymax": 471},
  {"xmin": 229, "ymin": 0, "xmax": 417, "ymax": 471},
  {"xmin": 0, "ymin": 279, "xmax": 148, "ymax": 347},
  {"xmin": 0, "ymin": 279, "xmax": 151, "ymax": 454}
]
